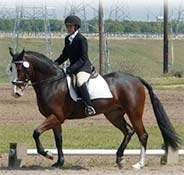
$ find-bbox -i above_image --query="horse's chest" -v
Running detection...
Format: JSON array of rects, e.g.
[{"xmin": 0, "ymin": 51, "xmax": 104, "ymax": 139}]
[{"xmin": 36, "ymin": 93, "xmax": 52, "ymax": 116}]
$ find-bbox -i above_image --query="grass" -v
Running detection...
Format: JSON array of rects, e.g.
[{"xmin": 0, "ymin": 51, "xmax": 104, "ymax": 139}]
[
  {"xmin": 0, "ymin": 124, "xmax": 183, "ymax": 153},
  {"xmin": 1, "ymin": 37, "xmax": 184, "ymax": 83},
  {"xmin": 149, "ymin": 77, "xmax": 184, "ymax": 86}
]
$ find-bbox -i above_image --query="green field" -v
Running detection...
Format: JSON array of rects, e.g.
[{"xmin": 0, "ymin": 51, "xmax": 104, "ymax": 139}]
[
  {"xmin": 0, "ymin": 37, "xmax": 184, "ymax": 83},
  {"xmin": 0, "ymin": 124, "xmax": 183, "ymax": 153}
]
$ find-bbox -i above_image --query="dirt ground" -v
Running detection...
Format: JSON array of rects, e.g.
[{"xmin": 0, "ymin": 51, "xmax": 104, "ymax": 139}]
[
  {"xmin": 0, "ymin": 155, "xmax": 184, "ymax": 175},
  {"xmin": 0, "ymin": 166, "xmax": 184, "ymax": 175},
  {"xmin": 0, "ymin": 85, "xmax": 184, "ymax": 174},
  {"xmin": 0, "ymin": 154, "xmax": 184, "ymax": 175}
]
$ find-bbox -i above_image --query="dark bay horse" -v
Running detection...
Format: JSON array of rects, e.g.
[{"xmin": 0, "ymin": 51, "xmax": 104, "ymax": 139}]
[{"xmin": 9, "ymin": 48, "xmax": 180, "ymax": 169}]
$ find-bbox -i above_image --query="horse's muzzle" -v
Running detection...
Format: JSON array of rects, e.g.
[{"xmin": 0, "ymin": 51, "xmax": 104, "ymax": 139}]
[{"xmin": 12, "ymin": 85, "xmax": 24, "ymax": 98}]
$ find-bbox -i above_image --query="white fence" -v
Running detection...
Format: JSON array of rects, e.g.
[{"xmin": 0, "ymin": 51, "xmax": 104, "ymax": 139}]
[{"xmin": 27, "ymin": 149, "xmax": 184, "ymax": 156}]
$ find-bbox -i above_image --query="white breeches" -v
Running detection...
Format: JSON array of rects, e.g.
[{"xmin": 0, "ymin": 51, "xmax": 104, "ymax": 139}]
[{"xmin": 76, "ymin": 71, "xmax": 91, "ymax": 87}]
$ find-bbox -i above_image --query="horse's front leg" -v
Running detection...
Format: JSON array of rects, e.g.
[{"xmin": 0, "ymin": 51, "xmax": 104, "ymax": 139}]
[
  {"xmin": 33, "ymin": 115, "xmax": 60, "ymax": 160},
  {"xmin": 51, "ymin": 124, "xmax": 64, "ymax": 168}
]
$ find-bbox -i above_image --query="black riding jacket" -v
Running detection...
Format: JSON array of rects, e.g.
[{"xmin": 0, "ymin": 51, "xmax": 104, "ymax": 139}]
[{"xmin": 55, "ymin": 32, "xmax": 93, "ymax": 74}]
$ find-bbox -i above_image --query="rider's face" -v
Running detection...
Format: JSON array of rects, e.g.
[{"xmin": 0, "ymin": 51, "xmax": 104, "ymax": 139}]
[{"xmin": 66, "ymin": 24, "xmax": 75, "ymax": 34}]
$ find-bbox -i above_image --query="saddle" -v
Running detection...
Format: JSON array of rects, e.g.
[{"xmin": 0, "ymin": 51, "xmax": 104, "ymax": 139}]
[{"xmin": 65, "ymin": 69, "xmax": 113, "ymax": 102}]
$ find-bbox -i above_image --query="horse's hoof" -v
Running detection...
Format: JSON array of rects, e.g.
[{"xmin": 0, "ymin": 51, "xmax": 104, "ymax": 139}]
[
  {"xmin": 46, "ymin": 151, "xmax": 54, "ymax": 160},
  {"xmin": 132, "ymin": 162, "xmax": 144, "ymax": 169},
  {"xmin": 52, "ymin": 161, "xmax": 64, "ymax": 168},
  {"xmin": 116, "ymin": 157, "xmax": 126, "ymax": 169}
]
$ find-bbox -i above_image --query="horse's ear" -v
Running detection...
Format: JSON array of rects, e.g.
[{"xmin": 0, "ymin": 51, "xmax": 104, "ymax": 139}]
[
  {"xmin": 9, "ymin": 47, "xmax": 15, "ymax": 57},
  {"xmin": 19, "ymin": 49, "xmax": 25, "ymax": 59}
]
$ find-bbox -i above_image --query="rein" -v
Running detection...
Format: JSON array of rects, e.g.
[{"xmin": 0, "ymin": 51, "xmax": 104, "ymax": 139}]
[{"xmin": 30, "ymin": 73, "xmax": 66, "ymax": 86}]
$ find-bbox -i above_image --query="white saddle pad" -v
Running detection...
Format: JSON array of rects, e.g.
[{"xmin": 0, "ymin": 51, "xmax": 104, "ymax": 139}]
[{"xmin": 66, "ymin": 74, "xmax": 113, "ymax": 102}]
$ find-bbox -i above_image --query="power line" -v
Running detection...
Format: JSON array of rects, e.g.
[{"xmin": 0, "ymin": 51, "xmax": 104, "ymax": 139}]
[
  {"xmin": 12, "ymin": 1, "xmax": 56, "ymax": 57},
  {"xmin": 109, "ymin": 0, "xmax": 130, "ymax": 21}
]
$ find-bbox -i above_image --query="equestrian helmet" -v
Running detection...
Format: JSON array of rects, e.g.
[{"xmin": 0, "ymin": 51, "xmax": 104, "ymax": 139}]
[{"xmin": 65, "ymin": 15, "xmax": 81, "ymax": 29}]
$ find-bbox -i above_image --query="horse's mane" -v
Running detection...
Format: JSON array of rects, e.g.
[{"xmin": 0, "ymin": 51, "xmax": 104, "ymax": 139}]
[
  {"xmin": 25, "ymin": 51, "xmax": 61, "ymax": 72},
  {"xmin": 26, "ymin": 51, "xmax": 54, "ymax": 64}
]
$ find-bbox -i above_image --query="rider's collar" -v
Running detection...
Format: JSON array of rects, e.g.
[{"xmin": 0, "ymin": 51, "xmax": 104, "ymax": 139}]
[{"xmin": 68, "ymin": 30, "xmax": 78, "ymax": 44}]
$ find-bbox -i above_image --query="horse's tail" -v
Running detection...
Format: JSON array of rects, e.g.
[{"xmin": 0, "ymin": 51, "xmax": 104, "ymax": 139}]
[{"xmin": 138, "ymin": 77, "xmax": 181, "ymax": 150}]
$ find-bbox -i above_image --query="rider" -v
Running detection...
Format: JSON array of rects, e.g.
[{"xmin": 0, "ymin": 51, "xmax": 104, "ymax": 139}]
[{"xmin": 55, "ymin": 15, "xmax": 96, "ymax": 116}]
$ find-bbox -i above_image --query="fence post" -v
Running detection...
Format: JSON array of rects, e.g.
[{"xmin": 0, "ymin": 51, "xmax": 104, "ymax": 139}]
[
  {"xmin": 160, "ymin": 146, "xmax": 178, "ymax": 165},
  {"xmin": 8, "ymin": 143, "xmax": 27, "ymax": 168},
  {"xmin": 167, "ymin": 147, "xmax": 179, "ymax": 164}
]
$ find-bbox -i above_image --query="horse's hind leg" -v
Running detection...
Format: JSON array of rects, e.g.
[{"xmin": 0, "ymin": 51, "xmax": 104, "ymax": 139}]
[
  {"xmin": 33, "ymin": 115, "xmax": 60, "ymax": 160},
  {"xmin": 127, "ymin": 110, "xmax": 148, "ymax": 169},
  {"xmin": 104, "ymin": 109, "xmax": 135, "ymax": 169},
  {"xmin": 132, "ymin": 121, "xmax": 148, "ymax": 169}
]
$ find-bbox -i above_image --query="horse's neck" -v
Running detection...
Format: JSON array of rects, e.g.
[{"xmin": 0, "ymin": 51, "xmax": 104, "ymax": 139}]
[
  {"xmin": 28, "ymin": 55, "xmax": 64, "ymax": 100},
  {"xmin": 27, "ymin": 54, "xmax": 59, "ymax": 83}
]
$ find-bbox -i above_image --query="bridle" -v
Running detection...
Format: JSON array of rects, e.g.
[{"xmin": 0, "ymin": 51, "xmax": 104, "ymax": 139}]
[
  {"xmin": 11, "ymin": 60, "xmax": 65, "ymax": 87},
  {"xmin": 11, "ymin": 61, "xmax": 30, "ymax": 87}
]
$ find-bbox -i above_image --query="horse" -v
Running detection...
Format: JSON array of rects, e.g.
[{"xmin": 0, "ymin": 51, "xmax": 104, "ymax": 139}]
[{"xmin": 9, "ymin": 48, "xmax": 180, "ymax": 169}]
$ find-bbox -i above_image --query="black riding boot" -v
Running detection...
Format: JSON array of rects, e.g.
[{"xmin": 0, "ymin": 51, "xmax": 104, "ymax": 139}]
[{"xmin": 78, "ymin": 83, "xmax": 96, "ymax": 116}]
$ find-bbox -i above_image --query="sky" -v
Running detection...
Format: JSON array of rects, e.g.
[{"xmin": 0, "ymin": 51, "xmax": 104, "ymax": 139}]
[{"xmin": 0, "ymin": 0, "xmax": 183, "ymax": 21}]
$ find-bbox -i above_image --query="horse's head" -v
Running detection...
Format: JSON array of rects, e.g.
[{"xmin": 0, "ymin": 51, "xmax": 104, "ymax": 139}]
[{"xmin": 9, "ymin": 48, "xmax": 31, "ymax": 98}]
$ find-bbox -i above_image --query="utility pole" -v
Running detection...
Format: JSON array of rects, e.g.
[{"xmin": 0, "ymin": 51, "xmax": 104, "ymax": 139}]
[
  {"xmin": 13, "ymin": 6, "xmax": 22, "ymax": 52},
  {"xmin": 44, "ymin": 1, "xmax": 53, "ymax": 58},
  {"xmin": 99, "ymin": 0, "xmax": 104, "ymax": 75},
  {"xmin": 163, "ymin": 0, "xmax": 169, "ymax": 74}
]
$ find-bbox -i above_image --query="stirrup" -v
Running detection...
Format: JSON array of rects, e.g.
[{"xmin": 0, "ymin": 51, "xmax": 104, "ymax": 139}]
[{"xmin": 85, "ymin": 106, "xmax": 96, "ymax": 116}]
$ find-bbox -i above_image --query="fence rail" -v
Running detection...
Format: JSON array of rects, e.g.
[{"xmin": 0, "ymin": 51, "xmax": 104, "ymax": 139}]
[
  {"xmin": 2, "ymin": 32, "xmax": 184, "ymax": 39},
  {"xmin": 27, "ymin": 149, "xmax": 184, "ymax": 156}
]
